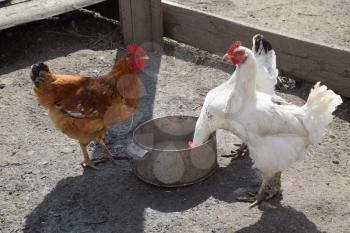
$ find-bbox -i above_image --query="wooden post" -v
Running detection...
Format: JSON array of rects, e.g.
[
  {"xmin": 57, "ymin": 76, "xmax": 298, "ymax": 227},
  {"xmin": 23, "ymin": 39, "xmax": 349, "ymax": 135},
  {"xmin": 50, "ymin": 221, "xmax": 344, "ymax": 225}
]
[{"xmin": 119, "ymin": 0, "xmax": 163, "ymax": 50}]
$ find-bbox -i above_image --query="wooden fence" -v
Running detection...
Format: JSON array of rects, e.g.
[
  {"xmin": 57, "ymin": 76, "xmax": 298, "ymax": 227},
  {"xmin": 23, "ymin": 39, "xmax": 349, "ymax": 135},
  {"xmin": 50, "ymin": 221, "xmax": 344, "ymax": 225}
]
[{"xmin": 1, "ymin": 0, "xmax": 349, "ymax": 96}]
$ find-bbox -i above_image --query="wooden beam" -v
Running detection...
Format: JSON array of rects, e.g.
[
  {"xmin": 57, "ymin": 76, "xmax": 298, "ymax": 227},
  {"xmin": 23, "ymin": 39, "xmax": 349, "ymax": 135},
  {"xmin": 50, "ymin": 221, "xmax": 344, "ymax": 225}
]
[
  {"xmin": 0, "ymin": 0, "xmax": 107, "ymax": 31},
  {"xmin": 119, "ymin": 0, "xmax": 163, "ymax": 50},
  {"xmin": 162, "ymin": 1, "xmax": 350, "ymax": 97}
]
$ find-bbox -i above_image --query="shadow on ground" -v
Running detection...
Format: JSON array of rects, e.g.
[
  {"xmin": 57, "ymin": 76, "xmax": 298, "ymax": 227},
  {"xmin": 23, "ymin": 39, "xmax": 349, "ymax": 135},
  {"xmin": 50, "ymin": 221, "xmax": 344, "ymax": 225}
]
[
  {"xmin": 23, "ymin": 155, "xmax": 320, "ymax": 233},
  {"xmin": 237, "ymin": 201, "xmax": 321, "ymax": 233},
  {"xmin": 23, "ymin": 156, "xmax": 248, "ymax": 232}
]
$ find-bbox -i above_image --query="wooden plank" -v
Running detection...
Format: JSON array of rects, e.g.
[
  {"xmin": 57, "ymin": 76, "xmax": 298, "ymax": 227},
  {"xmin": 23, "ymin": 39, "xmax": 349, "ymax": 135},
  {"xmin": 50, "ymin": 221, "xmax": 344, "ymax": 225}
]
[
  {"xmin": 0, "ymin": 0, "xmax": 107, "ymax": 30},
  {"xmin": 0, "ymin": 0, "xmax": 30, "ymax": 7},
  {"xmin": 119, "ymin": 0, "xmax": 163, "ymax": 50},
  {"xmin": 162, "ymin": 1, "xmax": 350, "ymax": 97}
]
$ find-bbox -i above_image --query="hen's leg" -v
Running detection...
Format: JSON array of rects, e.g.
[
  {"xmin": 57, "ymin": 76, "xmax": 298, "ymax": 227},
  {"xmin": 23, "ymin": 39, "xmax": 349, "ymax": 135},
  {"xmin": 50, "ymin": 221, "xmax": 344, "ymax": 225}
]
[
  {"xmin": 96, "ymin": 138, "xmax": 130, "ymax": 161},
  {"xmin": 80, "ymin": 143, "xmax": 98, "ymax": 170},
  {"xmin": 266, "ymin": 172, "xmax": 282, "ymax": 201},
  {"xmin": 237, "ymin": 173, "xmax": 270, "ymax": 208},
  {"xmin": 96, "ymin": 138, "xmax": 114, "ymax": 160},
  {"xmin": 236, "ymin": 172, "xmax": 281, "ymax": 208},
  {"xmin": 222, "ymin": 143, "xmax": 248, "ymax": 159}
]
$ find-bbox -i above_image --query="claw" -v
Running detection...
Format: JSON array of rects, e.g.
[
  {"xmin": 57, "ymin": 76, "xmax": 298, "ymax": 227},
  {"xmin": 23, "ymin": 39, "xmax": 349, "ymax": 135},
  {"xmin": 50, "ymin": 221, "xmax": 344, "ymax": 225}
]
[
  {"xmin": 237, "ymin": 193, "xmax": 264, "ymax": 208},
  {"xmin": 92, "ymin": 156, "xmax": 130, "ymax": 166},
  {"xmin": 249, "ymin": 200, "xmax": 261, "ymax": 208},
  {"xmin": 221, "ymin": 143, "xmax": 248, "ymax": 159},
  {"xmin": 91, "ymin": 157, "xmax": 110, "ymax": 165},
  {"xmin": 238, "ymin": 172, "xmax": 282, "ymax": 208},
  {"xmin": 236, "ymin": 195, "xmax": 263, "ymax": 208},
  {"xmin": 96, "ymin": 138, "xmax": 130, "ymax": 162},
  {"xmin": 80, "ymin": 159, "xmax": 99, "ymax": 170},
  {"xmin": 248, "ymin": 192, "xmax": 257, "ymax": 197},
  {"xmin": 265, "ymin": 190, "xmax": 281, "ymax": 201},
  {"xmin": 236, "ymin": 196, "xmax": 256, "ymax": 203},
  {"xmin": 106, "ymin": 154, "xmax": 114, "ymax": 161}
]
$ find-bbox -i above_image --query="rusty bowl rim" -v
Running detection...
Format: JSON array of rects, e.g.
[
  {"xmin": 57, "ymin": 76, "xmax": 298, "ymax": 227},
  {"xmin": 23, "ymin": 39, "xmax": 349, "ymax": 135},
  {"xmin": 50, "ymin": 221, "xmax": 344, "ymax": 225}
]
[{"xmin": 132, "ymin": 115, "xmax": 214, "ymax": 152}]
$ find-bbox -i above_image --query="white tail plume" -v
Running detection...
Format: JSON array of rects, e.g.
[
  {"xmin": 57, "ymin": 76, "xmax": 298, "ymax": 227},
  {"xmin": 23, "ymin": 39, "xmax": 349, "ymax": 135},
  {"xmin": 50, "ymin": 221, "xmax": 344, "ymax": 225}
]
[{"xmin": 303, "ymin": 82, "xmax": 342, "ymax": 144}]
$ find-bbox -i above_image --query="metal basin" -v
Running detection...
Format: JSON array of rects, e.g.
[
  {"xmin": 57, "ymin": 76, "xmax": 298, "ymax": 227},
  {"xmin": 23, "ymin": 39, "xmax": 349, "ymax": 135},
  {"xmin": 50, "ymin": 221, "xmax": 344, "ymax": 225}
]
[{"xmin": 127, "ymin": 116, "xmax": 217, "ymax": 187}]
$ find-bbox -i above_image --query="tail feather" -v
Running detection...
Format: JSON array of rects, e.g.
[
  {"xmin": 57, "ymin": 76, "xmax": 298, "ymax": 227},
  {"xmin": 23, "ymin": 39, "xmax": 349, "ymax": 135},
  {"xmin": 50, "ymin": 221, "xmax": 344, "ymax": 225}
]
[
  {"xmin": 30, "ymin": 63, "xmax": 50, "ymax": 87},
  {"xmin": 303, "ymin": 82, "xmax": 342, "ymax": 144},
  {"xmin": 252, "ymin": 34, "xmax": 278, "ymax": 95}
]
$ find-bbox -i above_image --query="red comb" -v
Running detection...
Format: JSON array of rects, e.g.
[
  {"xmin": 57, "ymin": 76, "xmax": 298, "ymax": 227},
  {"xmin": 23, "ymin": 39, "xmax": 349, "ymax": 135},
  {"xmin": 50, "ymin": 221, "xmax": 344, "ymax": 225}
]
[
  {"xmin": 227, "ymin": 41, "xmax": 242, "ymax": 53},
  {"xmin": 127, "ymin": 44, "xmax": 145, "ymax": 56}
]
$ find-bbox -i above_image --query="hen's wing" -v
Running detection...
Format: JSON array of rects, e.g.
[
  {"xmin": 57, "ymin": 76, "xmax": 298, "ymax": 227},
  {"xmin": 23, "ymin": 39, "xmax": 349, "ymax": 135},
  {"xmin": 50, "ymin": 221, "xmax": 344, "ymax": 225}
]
[
  {"xmin": 53, "ymin": 73, "xmax": 140, "ymax": 120},
  {"xmin": 53, "ymin": 78, "xmax": 114, "ymax": 119}
]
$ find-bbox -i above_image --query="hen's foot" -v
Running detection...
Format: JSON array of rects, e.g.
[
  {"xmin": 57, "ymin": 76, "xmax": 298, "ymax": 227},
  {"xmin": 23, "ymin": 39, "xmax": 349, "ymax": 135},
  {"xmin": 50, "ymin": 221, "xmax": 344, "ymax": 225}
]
[
  {"xmin": 91, "ymin": 146, "xmax": 130, "ymax": 165},
  {"xmin": 237, "ymin": 172, "xmax": 282, "ymax": 208},
  {"xmin": 237, "ymin": 190, "xmax": 281, "ymax": 208},
  {"xmin": 105, "ymin": 153, "xmax": 114, "ymax": 161},
  {"xmin": 101, "ymin": 149, "xmax": 131, "ymax": 161},
  {"xmin": 90, "ymin": 155, "xmax": 130, "ymax": 167},
  {"xmin": 236, "ymin": 192, "xmax": 256, "ymax": 202},
  {"xmin": 236, "ymin": 190, "xmax": 264, "ymax": 208},
  {"xmin": 80, "ymin": 159, "xmax": 99, "ymax": 170},
  {"xmin": 266, "ymin": 171, "xmax": 281, "ymax": 200},
  {"xmin": 222, "ymin": 143, "xmax": 248, "ymax": 160},
  {"xmin": 80, "ymin": 143, "xmax": 99, "ymax": 170},
  {"xmin": 103, "ymin": 154, "xmax": 130, "ymax": 161},
  {"xmin": 96, "ymin": 138, "xmax": 130, "ymax": 161}
]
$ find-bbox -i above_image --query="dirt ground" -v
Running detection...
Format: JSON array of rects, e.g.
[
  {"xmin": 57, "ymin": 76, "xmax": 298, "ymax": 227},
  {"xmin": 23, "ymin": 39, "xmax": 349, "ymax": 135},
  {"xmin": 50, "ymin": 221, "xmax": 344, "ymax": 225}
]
[
  {"xmin": 0, "ymin": 10, "xmax": 350, "ymax": 233},
  {"xmin": 169, "ymin": 0, "xmax": 350, "ymax": 49}
]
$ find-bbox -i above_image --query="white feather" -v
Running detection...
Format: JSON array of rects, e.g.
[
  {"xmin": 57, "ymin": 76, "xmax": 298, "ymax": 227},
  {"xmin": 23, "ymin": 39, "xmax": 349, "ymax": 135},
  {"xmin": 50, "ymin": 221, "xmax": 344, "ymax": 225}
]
[
  {"xmin": 255, "ymin": 49, "xmax": 278, "ymax": 95},
  {"xmin": 302, "ymin": 82, "xmax": 343, "ymax": 144}
]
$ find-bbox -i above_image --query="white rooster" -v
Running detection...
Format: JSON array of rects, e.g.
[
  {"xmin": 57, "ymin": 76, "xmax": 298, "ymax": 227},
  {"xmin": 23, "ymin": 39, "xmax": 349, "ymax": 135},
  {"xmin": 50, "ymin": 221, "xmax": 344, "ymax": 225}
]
[
  {"xmin": 191, "ymin": 34, "xmax": 282, "ymax": 158},
  {"xmin": 191, "ymin": 40, "xmax": 342, "ymax": 207}
]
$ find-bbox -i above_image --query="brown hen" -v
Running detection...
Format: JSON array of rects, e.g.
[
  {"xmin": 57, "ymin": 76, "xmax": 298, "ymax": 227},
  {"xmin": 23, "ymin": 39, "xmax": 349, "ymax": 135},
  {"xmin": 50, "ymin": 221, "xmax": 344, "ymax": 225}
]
[{"xmin": 30, "ymin": 45, "xmax": 148, "ymax": 169}]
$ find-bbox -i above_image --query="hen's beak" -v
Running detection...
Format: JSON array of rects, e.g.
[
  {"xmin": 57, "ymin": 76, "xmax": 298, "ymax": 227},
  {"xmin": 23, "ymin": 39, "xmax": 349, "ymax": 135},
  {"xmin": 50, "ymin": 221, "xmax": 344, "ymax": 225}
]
[{"xmin": 223, "ymin": 53, "xmax": 230, "ymax": 61}]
